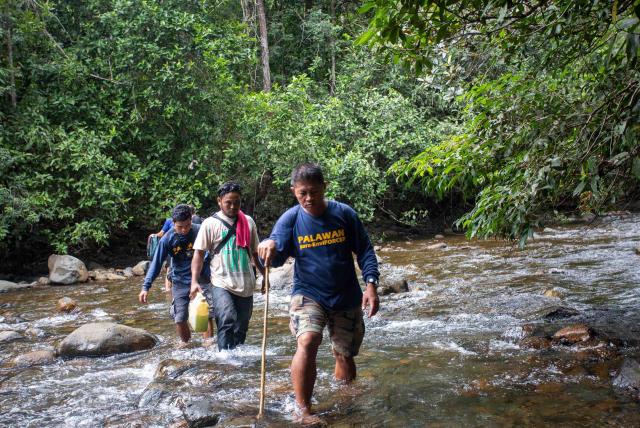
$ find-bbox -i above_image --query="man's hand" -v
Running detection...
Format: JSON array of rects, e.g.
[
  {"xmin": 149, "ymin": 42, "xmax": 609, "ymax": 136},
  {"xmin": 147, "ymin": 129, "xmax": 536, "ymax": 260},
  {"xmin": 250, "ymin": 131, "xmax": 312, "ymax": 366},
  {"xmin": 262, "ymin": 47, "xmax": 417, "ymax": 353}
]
[
  {"xmin": 260, "ymin": 276, "xmax": 266, "ymax": 294},
  {"xmin": 189, "ymin": 281, "xmax": 202, "ymax": 300},
  {"xmin": 138, "ymin": 289, "xmax": 149, "ymax": 304},
  {"xmin": 257, "ymin": 239, "xmax": 276, "ymax": 267},
  {"xmin": 361, "ymin": 283, "xmax": 379, "ymax": 318}
]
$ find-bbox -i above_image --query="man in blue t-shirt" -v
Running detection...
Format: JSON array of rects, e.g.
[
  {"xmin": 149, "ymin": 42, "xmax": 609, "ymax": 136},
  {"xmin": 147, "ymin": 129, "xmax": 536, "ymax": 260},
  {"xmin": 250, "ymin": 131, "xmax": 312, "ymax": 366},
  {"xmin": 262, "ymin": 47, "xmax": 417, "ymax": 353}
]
[
  {"xmin": 139, "ymin": 204, "xmax": 212, "ymax": 347},
  {"xmin": 258, "ymin": 163, "xmax": 380, "ymax": 422}
]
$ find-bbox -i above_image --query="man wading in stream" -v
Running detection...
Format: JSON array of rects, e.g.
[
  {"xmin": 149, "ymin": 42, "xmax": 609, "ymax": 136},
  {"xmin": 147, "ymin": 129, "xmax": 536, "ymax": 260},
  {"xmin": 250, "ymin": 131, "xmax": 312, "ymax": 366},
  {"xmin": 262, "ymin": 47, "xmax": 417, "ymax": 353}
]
[
  {"xmin": 190, "ymin": 182, "xmax": 264, "ymax": 351},
  {"xmin": 139, "ymin": 204, "xmax": 213, "ymax": 347},
  {"xmin": 258, "ymin": 163, "xmax": 380, "ymax": 423}
]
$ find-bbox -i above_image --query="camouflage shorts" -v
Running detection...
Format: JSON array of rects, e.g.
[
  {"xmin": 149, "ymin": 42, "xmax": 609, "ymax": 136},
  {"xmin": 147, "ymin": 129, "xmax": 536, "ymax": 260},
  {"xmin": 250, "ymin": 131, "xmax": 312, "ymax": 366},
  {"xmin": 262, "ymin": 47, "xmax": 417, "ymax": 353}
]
[{"xmin": 289, "ymin": 294, "xmax": 365, "ymax": 358}]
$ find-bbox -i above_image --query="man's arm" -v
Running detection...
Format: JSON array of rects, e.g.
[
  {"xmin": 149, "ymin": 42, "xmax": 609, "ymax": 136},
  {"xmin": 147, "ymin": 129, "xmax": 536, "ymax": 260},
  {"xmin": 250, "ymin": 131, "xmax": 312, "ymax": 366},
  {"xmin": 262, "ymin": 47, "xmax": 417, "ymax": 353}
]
[
  {"xmin": 190, "ymin": 249, "xmax": 206, "ymax": 299},
  {"xmin": 139, "ymin": 238, "xmax": 169, "ymax": 303},
  {"xmin": 349, "ymin": 208, "xmax": 380, "ymax": 318}
]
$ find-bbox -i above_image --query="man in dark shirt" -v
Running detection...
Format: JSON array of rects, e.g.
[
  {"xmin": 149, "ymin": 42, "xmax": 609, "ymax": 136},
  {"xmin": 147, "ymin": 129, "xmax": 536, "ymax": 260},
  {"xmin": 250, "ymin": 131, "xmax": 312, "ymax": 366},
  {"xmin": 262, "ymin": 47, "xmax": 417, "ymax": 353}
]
[
  {"xmin": 139, "ymin": 204, "xmax": 211, "ymax": 346},
  {"xmin": 258, "ymin": 163, "xmax": 380, "ymax": 422}
]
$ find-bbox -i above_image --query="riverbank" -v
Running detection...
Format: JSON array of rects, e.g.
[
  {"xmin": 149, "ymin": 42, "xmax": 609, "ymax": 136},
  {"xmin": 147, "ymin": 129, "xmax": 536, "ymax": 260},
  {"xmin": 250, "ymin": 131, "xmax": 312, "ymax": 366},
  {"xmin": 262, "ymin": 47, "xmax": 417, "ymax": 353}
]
[{"xmin": 1, "ymin": 212, "xmax": 639, "ymax": 426}]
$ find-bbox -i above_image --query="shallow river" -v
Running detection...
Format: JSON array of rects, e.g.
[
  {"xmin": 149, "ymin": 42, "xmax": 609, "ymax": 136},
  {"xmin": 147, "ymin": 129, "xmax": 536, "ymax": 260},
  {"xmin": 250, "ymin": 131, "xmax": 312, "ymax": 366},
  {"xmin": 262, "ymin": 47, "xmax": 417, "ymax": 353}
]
[{"xmin": 1, "ymin": 214, "xmax": 639, "ymax": 427}]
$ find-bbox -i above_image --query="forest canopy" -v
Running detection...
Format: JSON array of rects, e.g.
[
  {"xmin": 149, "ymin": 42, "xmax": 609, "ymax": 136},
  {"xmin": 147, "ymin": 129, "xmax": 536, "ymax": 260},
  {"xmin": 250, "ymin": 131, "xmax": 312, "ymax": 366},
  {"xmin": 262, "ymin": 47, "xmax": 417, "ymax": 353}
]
[{"xmin": 1, "ymin": 0, "xmax": 638, "ymax": 263}]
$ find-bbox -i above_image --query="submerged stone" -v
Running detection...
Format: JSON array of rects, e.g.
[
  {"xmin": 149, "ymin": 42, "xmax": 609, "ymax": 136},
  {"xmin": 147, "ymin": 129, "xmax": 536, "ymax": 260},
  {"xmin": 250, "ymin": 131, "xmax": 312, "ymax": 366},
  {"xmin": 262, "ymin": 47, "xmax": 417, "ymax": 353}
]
[
  {"xmin": 57, "ymin": 297, "xmax": 78, "ymax": 313},
  {"xmin": 543, "ymin": 307, "xmax": 580, "ymax": 320},
  {"xmin": 378, "ymin": 279, "xmax": 409, "ymax": 295},
  {"xmin": 154, "ymin": 359, "xmax": 199, "ymax": 381},
  {"xmin": 0, "ymin": 330, "xmax": 23, "ymax": 343},
  {"xmin": 182, "ymin": 399, "xmax": 221, "ymax": 428},
  {"xmin": 613, "ymin": 358, "xmax": 640, "ymax": 394},
  {"xmin": 520, "ymin": 336, "xmax": 552, "ymax": 350},
  {"xmin": 553, "ymin": 324, "xmax": 593, "ymax": 344},
  {"xmin": 12, "ymin": 349, "xmax": 57, "ymax": 367}
]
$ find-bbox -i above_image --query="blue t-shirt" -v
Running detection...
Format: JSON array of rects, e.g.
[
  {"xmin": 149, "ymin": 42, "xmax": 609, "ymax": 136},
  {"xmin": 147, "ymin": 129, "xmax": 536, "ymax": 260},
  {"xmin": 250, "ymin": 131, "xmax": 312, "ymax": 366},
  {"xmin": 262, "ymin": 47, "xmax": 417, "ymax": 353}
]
[
  {"xmin": 143, "ymin": 223, "xmax": 209, "ymax": 290},
  {"xmin": 161, "ymin": 218, "xmax": 173, "ymax": 233},
  {"xmin": 269, "ymin": 201, "xmax": 379, "ymax": 310}
]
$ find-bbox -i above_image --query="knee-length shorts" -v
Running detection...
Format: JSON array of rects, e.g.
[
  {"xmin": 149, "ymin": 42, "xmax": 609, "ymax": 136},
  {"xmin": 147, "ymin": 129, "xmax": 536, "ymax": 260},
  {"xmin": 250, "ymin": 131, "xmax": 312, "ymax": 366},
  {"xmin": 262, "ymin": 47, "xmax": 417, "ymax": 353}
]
[{"xmin": 289, "ymin": 294, "xmax": 365, "ymax": 358}]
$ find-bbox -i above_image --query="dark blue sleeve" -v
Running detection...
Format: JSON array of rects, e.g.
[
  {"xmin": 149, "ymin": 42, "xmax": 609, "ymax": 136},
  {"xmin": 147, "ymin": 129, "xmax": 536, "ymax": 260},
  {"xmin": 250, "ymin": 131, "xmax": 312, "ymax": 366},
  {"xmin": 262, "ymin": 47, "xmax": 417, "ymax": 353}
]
[
  {"xmin": 266, "ymin": 208, "xmax": 297, "ymax": 268},
  {"xmin": 161, "ymin": 218, "xmax": 173, "ymax": 233},
  {"xmin": 142, "ymin": 235, "xmax": 170, "ymax": 290},
  {"xmin": 347, "ymin": 206, "xmax": 379, "ymax": 283}
]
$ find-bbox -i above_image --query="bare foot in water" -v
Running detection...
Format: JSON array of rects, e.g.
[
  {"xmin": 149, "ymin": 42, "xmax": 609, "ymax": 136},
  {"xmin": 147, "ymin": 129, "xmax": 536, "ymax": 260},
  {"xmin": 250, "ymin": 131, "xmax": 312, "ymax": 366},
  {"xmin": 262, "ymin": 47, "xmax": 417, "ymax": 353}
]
[
  {"xmin": 176, "ymin": 341, "xmax": 190, "ymax": 349},
  {"xmin": 202, "ymin": 338, "xmax": 215, "ymax": 348},
  {"xmin": 295, "ymin": 408, "xmax": 326, "ymax": 427}
]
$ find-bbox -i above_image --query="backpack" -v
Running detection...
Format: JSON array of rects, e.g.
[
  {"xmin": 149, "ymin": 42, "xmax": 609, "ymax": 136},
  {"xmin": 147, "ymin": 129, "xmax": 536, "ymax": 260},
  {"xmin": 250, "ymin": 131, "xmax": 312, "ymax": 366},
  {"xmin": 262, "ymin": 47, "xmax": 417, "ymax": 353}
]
[{"xmin": 146, "ymin": 234, "xmax": 160, "ymax": 260}]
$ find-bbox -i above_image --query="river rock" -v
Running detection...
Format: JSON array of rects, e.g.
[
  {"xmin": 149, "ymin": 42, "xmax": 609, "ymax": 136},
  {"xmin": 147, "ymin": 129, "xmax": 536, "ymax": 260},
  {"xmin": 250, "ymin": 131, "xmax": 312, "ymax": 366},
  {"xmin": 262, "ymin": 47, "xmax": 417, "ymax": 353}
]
[
  {"xmin": 48, "ymin": 254, "xmax": 89, "ymax": 284},
  {"xmin": 378, "ymin": 279, "xmax": 409, "ymax": 295},
  {"xmin": 0, "ymin": 280, "xmax": 33, "ymax": 293},
  {"xmin": 426, "ymin": 243, "xmax": 447, "ymax": 250},
  {"xmin": 635, "ymin": 246, "xmax": 640, "ymax": 256},
  {"xmin": 133, "ymin": 261, "xmax": 149, "ymax": 276},
  {"xmin": 138, "ymin": 380, "xmax": 180, "ymax": 408},
  {"xmin": 543, "ymin": 306, "xmax": 580, "ymax": 320},
  {"xmin": 267, "ymin": 261, "xmax": 294, "ymax": 290},
  {"xmin": 543, "ymin": 288, "xmax": 563, "ymax": 298},
  {"xmin": 154, "ymin": 359, "xmax": 199, "ymax": 381},
  {"xmin": 12, "ymin": 349, "xmax": 57, "ymax": 367},
  {"xmin": 374, "ymin": 245, "xmax": 383, "ymax": 252},
  {"xmin": 520, "ymin": 336, "xmax": 552, "ymax": 350},
  {"xmin": 122, "ymin": 267, "xmax": 135, "ymax": 278},
  {"xmin": 37, "ymin": 276, "xmax": 51, "ymax": 286},
  {"xmin": 182, "ymin": 399, "xmax": 221, "ymax": 428},
  {"xmin": 613, "ymin": 358, "xmax": 640, "ymax": 395},
  {"xmin": 553, "ymin": 324, "xmax": 593, "ymax": 344},
  {"xmin": 57, "ymin": 322, "xmax": 157, "ymax": 357},
  {"xmin": 25, "ymin": 327, "xmax": 45, "ymax": 338},
  {"xmin": 434, "ymin": 234, "xmax": 445, "ymax": 239},
  {"xmin": 0, "ymin": 330, "xmax": 23, "ymax": 343},
  {"xmin": 87, "ymin": 261, "xmax": 106, "ymax": 271},
  {"xmin": 57, "ymin": 297, "xmax": 78, "ymax": 313},
  {"xmin": 93, "ymin": 270, "xmax": 126, "ymax": 281}
]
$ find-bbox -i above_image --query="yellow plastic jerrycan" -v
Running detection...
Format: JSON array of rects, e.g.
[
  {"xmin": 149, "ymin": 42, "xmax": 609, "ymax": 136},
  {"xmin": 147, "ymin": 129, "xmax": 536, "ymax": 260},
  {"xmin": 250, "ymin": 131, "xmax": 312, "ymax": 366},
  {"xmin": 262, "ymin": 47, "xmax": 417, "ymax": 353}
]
[{"xmin": 189, "ymin": 292, "xmax": 210, "ymax": 333}]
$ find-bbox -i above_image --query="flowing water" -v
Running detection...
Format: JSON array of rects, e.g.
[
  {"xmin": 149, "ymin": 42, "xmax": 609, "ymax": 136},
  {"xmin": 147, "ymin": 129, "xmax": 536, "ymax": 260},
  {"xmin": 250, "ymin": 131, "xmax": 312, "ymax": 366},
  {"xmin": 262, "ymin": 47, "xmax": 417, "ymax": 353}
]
[{"xmin": 1, "ymin": 214, "xmax": 639, "ymax": 427}]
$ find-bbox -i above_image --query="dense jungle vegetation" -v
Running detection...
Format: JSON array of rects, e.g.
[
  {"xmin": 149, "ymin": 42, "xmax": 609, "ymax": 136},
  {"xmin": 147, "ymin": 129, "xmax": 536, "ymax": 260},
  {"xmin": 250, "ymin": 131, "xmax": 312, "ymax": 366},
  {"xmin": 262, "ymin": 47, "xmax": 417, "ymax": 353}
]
[{"xmin": 1, "ymin": 0, "xmax": 638, "ymax": 266}]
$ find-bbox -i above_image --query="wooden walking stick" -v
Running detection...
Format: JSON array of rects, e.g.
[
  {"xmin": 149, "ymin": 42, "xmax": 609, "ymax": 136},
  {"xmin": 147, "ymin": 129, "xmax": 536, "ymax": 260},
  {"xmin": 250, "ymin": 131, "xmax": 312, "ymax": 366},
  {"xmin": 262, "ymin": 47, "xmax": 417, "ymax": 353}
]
[{"xmin": 258, "ymin": 265, "xmax": 270, "ymax": 419}]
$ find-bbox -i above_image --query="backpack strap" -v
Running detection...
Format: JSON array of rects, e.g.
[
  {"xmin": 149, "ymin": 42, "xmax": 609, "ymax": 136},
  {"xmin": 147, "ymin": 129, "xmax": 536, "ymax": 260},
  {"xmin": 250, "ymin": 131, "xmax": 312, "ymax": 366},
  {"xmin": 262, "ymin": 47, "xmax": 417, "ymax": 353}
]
[{"xmin": 212, "ymin": 213, "xmax": 237, "ymax": 255}]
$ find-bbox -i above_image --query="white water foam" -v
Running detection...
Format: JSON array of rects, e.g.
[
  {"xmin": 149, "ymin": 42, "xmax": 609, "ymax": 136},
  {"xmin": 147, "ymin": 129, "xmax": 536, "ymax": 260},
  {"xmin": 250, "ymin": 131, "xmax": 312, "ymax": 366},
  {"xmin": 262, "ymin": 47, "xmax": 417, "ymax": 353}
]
[{"xmin": 431, "ymin": 341, "xmax": 477, "ymax": 355}]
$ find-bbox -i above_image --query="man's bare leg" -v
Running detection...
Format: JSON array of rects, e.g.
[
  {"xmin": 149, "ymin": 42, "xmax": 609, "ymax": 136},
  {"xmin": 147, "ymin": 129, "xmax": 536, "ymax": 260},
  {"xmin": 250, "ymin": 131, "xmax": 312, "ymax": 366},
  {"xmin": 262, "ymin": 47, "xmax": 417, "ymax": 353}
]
[
  {"xmin": 291, "ymin": 332, "xmax": 322, "ymax": 417},
  {"xmin": 334, "ymin": 353, "xmax": 356, "ymax": 382},
  {"xmin": 176, "ymin": 321, "xmax": 191, "ymax": 345},
  {"xmin": 202, "ymin": 319, "xmax": 214, "ymax": 346}
]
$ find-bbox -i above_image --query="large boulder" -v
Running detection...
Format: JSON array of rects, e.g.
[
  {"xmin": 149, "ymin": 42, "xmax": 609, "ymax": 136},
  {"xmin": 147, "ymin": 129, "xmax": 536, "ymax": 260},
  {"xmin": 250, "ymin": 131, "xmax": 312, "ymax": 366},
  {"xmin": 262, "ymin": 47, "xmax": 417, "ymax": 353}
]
[
  {"xmin": 267, "ymin": 261, "xmax": 294, "ymax": 290},
  {"xmin": 0, "ymin": 280, "xmax": 33, "ymax": 293},
  {"xmin": 613, "ymin": 358, "xmax": 640, "ymax": 395},
  {"xmin": 132, "ymin": 261, "xmax": 150, "ymax": 276},
  {"xmin": 57, "ymin": 322, "xmax": 157, "ymax": 358},
  {"xmin": 49, "ymin": 255, "xmax": 89, "ymax": 284}
]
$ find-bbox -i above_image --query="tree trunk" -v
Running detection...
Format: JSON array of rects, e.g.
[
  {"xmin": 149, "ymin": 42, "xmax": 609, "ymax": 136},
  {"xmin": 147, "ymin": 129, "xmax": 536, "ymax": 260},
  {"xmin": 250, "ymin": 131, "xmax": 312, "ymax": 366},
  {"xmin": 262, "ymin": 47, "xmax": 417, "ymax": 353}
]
[
  {"xmin": 329, "ymin": 0, "xmax": 336, "ymax": 96},
  {"xmin": 4, "ymin": 17, "xmax": 17, "ymax": 108},
  {"xmin": 255, "ymin": 0, "xmax": 271, "ymax": 92}
]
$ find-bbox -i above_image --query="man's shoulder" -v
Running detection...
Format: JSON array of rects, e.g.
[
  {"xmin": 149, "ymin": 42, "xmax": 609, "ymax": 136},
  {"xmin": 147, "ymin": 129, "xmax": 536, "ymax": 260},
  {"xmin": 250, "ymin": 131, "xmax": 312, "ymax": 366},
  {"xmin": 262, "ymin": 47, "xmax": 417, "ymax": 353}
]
[
  {"xmin": 279, "ymin": 205, "xmax": 301, "ymax": 221},
  {"xmin": 328, "ymin": 200, "xmax": 357, "ymax": 217}
]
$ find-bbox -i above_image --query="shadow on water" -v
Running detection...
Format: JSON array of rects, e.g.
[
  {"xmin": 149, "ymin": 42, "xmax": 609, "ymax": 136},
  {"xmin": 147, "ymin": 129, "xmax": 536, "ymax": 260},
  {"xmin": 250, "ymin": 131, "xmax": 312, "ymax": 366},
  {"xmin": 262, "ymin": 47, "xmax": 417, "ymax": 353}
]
[{"xmin": 1, "ymin": 214, "xmax": 639, "ymax": 426}]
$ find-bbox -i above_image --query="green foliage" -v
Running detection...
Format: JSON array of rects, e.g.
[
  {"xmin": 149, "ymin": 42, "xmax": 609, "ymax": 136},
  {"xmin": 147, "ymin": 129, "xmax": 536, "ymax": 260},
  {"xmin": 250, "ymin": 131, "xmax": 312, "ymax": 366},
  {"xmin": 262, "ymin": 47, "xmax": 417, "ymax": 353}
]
[
  {"xmin": 0, "ymin": 0, "xmax": 253, "ymax": 255},
  {"xmin": 369, "ymin": 0, "xmax": 640, "ymax": 244}
]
